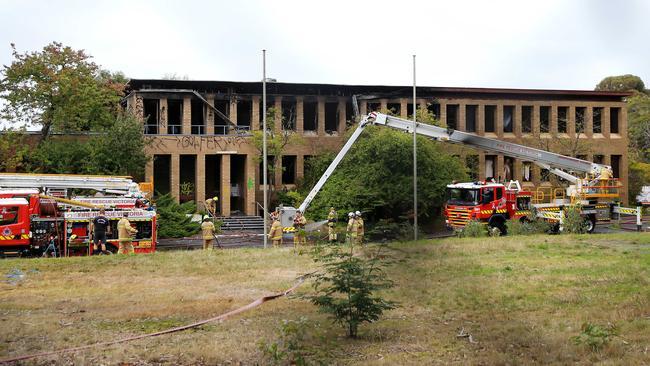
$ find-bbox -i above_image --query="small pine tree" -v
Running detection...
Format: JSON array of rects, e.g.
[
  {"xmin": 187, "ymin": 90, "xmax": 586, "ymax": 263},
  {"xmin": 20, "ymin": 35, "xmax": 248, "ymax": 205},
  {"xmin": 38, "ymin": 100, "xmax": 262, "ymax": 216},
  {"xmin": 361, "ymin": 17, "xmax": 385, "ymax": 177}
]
[
  {"xmin": 154, "ymin": 193, "xmax": 201, "ymax": 238},
  {"xmin": 305, "ymin": 242, "xmax": 397, "ymax": 338}
]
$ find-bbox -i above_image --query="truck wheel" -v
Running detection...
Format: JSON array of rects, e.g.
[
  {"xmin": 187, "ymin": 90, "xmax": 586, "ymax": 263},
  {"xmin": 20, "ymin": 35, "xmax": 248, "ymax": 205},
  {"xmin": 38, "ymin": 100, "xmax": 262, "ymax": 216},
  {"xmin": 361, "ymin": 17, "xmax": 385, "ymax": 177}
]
[
  {"xmin": 488, "ymin": 216, "xmax": 507, "ymax": 236},
  {"xmin": 585, "ymin": 215, "xmax": 596, "ymax": 234}
]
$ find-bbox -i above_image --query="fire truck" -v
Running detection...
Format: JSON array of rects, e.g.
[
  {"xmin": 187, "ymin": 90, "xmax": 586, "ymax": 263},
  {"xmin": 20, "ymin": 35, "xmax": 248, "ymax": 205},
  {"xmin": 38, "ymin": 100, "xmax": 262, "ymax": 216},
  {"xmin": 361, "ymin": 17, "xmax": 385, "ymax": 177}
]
[
  {"xmin": 0, "ymin": 174, "xmax": 157, "ymax": 257},
  {"xmin": 278, "ymin": 112, "xmax": 643, "ymax": 234}
]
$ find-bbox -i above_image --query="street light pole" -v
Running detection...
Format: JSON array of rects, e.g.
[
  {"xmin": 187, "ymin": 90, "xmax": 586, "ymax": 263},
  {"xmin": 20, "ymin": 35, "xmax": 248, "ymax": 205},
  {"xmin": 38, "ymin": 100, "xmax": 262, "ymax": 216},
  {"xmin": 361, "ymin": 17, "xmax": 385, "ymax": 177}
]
[
  {"xmin": 412, "ymin": 54, "xmax": 418, "ymax": 241},
  {"xmin": 262, "ymin": 50, "xmax": 268, "ymax": 249}
]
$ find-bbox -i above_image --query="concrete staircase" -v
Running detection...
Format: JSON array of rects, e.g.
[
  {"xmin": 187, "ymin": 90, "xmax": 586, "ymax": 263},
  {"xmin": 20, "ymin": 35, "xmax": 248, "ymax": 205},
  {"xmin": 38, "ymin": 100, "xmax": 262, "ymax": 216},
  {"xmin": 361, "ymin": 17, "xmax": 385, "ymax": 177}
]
[{"xmin": 217, "ymin": 215, "xmax": 265, "ymax": 231}]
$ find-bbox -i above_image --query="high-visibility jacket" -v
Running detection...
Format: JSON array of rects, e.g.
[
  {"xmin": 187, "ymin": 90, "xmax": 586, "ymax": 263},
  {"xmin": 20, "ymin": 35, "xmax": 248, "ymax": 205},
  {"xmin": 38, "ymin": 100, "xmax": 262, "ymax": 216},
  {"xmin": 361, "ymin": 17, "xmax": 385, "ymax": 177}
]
[
  {"xmin": 327, "ymin": 210, "xmax": 337, "ymax": 227},
  {"xmin": 205, "ymin": 197, "xmax": 218, "ymax": 212},
  {"xmin": 117, "ymin": 218, "xmax": 137, "ymax": 241},
  {"xmin": 269, "ymin": 220, "xmax": 283, "ymax": 240},
  {"xmin": 356, "ymin": 217, "xmax": 364, "ymax": 236},
  {"xmin": 201, "ymin": 221, "xmax": 216, "ymax": 239},
  {"xmin": 347, "ymin": 218, "xmax": 358, "ymax": 237},
  {"xmin": 293, "ymin": 215, "xmax": 306, "ymax": 229}
]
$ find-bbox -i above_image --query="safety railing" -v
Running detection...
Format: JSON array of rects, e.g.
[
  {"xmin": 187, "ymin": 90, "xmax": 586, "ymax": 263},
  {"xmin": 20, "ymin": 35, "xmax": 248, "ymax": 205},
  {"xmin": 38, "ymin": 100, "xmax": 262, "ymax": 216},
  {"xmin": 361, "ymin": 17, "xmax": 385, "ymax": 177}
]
[
  {"xmin": 143, "ymin": 124, "xmax": 158, "ymax": 135},
  {"xmin": 167, "ymin": 124, "xmax": 182, "ymax": 135}
]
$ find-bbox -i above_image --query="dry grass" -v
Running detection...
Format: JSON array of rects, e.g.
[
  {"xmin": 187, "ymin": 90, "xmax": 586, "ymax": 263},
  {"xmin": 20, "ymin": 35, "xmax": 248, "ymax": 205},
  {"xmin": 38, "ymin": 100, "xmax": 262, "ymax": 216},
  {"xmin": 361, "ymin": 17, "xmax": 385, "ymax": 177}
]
[{"xmin": 1, "ymin": 233, "xmax": 649, "ymax": 365}]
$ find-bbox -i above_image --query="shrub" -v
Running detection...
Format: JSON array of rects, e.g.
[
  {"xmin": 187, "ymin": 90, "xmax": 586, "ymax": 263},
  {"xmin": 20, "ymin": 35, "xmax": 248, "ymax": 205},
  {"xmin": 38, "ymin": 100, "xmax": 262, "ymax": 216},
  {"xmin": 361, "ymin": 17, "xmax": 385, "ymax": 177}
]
[
  {"xmin": 458, "ymin": 220, "xmax": 487, "ymax": 238},
  {"xmin": 562, "ymin": 205, "xmax": 588, "ymax": 234},
  {"xmin": 572, "ymin": 322, "xmax": 616, "ymax": 352},
  {"xmin": 259, "ymin": 317, "xmax": 311, "ymax": 366},
  {"xmin": 154, "ymin": 193, "xmax": 201, "ymax": 238},
  {"xmin": 366, "ymin": 218, "xmax": 415, "ymax": 241},
  {"xmin": 506, "ymin": 213, "xmax": 551, "ymax": 236},
  {"xmin": 306, "ymin": 242, "xmax": 397, "ymax": 338}
]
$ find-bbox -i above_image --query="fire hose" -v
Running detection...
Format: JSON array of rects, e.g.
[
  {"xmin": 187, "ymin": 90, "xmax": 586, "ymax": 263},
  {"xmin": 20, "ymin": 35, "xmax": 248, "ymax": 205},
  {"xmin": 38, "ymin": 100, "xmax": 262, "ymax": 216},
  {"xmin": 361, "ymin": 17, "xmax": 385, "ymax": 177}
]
[{"xmin": 0, "ymin": 274, "xmax": 310, "ymax": 364}]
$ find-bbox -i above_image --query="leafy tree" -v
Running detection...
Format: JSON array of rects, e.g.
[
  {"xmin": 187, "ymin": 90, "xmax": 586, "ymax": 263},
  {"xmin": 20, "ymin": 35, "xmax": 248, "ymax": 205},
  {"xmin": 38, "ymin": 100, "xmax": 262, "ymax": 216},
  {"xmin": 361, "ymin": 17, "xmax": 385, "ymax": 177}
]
[
  {"xmin": 0, "ymin": 42, "xmax": 124, "ymax": 141},
  {"xmin": 0, "ymin": 128, "xmax": 30, "ymax": 172},
  {"xmin": 154, "ymin": 193, "xmax": 201, "ymax": 238},
  {"xmin": 306, "ymin": 242, "xmax": 397, "ymax": 338},
  {"xmin": 299, "ymin": 125, "xmax": 467, "ymax": 223},
  {"xmin": 595, "ymin": 74, "xmax": 646, "ymax": 93},
  {"xmin": 251, "ymin": 107, "xmax": 304, "ymax": 187}
]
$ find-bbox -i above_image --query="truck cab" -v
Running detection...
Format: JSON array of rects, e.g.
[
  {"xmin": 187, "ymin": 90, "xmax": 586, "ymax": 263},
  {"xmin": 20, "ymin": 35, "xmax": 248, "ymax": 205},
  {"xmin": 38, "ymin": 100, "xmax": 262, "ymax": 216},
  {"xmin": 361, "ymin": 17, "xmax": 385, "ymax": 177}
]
[{"xmin": 0, "ymin": 198, "xmax": 31, "ymax": 255}]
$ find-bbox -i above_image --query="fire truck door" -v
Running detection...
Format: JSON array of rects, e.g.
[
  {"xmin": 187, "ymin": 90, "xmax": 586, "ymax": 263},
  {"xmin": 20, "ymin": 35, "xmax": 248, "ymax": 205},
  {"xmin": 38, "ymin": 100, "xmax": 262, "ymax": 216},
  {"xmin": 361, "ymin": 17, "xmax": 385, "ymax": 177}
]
[{"xmin": 0, "ymin": 202, "xmax": 30, "ymax": 243}]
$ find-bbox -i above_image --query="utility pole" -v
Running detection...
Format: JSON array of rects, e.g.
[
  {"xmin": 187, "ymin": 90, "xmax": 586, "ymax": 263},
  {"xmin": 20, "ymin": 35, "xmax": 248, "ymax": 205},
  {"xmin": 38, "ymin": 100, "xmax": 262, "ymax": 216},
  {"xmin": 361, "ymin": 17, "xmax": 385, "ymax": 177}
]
[
  {"xmin": 262, "ymin": 50, "xmax": 268, "ymax": 248},
  {"xmin": 412, "ymin": 54, "xmax": 418, "ymax": 241}
]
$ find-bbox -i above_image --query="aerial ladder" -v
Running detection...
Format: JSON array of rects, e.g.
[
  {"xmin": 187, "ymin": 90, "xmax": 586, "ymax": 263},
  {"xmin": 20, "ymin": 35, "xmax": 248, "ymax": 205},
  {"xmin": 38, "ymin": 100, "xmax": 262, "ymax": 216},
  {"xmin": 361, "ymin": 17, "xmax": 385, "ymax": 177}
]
[
  {"xmin": 0, "ymin": 173, "xmax": 148, "ymax": 198},
  {"xmin": 278, "ymin": 112, "xmax": 641, "ymax": 233}
]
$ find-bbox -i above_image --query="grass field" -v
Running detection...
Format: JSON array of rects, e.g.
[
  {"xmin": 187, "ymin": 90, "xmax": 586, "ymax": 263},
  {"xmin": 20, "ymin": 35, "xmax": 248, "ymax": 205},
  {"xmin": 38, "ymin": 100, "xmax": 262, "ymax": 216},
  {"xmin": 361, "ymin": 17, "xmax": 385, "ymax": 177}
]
[{"xmin": 1, "ymin": 233, "xmax": 650, "ymax": 365}]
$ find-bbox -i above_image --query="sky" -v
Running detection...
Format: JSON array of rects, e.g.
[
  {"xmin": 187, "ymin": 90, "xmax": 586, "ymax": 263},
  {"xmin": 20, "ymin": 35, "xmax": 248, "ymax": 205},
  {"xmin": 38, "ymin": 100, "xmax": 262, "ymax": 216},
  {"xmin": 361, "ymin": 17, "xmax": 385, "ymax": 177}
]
[{"xmin": 0, "ymin": 0, "xmax": 649, "ymax": 91}]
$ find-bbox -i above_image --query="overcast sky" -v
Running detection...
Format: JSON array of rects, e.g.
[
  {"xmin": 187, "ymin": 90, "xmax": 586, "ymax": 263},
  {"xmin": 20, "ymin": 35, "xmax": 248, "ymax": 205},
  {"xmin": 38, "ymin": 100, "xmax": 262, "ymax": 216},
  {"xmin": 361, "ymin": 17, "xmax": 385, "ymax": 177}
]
[{"xmin": 1, "ymin": 0, "xmax": 649, "ymax": 90}]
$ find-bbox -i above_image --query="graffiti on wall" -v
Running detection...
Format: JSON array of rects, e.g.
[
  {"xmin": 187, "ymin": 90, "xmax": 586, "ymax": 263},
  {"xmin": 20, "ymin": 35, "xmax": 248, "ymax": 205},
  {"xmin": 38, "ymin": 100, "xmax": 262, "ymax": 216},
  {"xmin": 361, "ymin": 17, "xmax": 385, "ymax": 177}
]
[{"xmin": 148, "ymin": 135, "xmax": 249, "ymax": 152}]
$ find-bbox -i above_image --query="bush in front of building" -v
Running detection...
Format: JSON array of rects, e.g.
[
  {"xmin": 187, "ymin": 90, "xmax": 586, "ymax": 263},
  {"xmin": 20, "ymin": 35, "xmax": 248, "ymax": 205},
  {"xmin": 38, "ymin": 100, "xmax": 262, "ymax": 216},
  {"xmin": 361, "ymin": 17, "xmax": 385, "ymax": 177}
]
[
  {"xmin": 562, "ymin": 205, "xmax": 589, "ymax": 234},
  {"xmin": 457, "ymin": 220, "xmax": 487, "ymax": 238},
  {"xmin": 154, "ymin": 193, "xmax": 201, "ymax": 238}
]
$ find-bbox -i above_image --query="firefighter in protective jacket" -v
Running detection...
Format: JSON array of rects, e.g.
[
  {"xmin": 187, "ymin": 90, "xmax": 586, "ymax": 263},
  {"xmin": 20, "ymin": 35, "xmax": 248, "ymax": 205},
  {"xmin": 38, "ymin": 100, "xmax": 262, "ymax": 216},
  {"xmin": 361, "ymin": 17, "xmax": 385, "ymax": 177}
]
[
  {"xmin": 327, "ymin": 207, "xmax": 337, "ymax": 242},
  {"xmin": 269, "ymin": 217, "xmax": 283, "ymax": 247},
  {"xmin": 201, "ymin": 217, "xmax": 216, "ymax": 250},
  {"xmin": 293, "ymin": 210, "xmax": 307, "ymax": 249},
  {"xmin": 117, "ymin": 212, "xmax": 138, "ymax": 254},
  {"xmin": 355, "ymin": 211, "xmax": 364, "ymax": 245},
  {"xmin": 346, "ymin": 212, "xmax": 358, "ymax": 243}
]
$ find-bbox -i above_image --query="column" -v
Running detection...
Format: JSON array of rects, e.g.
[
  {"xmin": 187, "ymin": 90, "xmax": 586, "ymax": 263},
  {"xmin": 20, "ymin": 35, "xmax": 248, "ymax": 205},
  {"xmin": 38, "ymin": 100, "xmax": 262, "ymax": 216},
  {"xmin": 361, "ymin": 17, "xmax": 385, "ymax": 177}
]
[
  {"xmin": 274, "ymin": 156, "xmax": 283, "ymax": 189},
  {"xmin": 145, "ymin": 156, "xmax": 154, "ymax": 183},
  {"xmin": 532, "ymin": 104, "xmax": 540, "ymax": 138},
  {"xmin": 171, "ymin": 154, "xmax": 180, "ymax": 203},
  {"xmin": 550, "ymin": 104, "xmax": 558, "ymax": 136},
  {"xmin": 439, "ymin": 101, "xmax": 447, "ymax": 127},
  {"xmin": 245, "ymin": 154, "xmax": 256, "ymax": 215},
  {"xmin": 619, "ymin": 104, "xmax": 628, "ymax": 136},
  {"xmin": 496, "ymin": 104, "xmax": 504, "ymax": 138},
  {"xmin": 274, "ymin": 96, "xmax": 282, "ymax": 134},
  {"xmin": 220, "ymin": 154, "xmax": 231, "ymax": 216},
  {"xmin": 196, "ymin": 154, "xmax": 206, "ymax": 206},
  {"xmin": 182, "ymin": 96, "xmax": 191, "ymax": 134},
  {"xmin": 159, "ymin": 98, "xmax": 168, "ymax": 134},
  {"xmin": 400, "ymin": 98, "xmax": 408, "ymax": 119},
  {"xmin": 380, "ymin": 99, "xmax": 388, "ymax": 113},
  {"xmin": 251, "ymin": 95, "xmax": 261, "ymax": 131},
  {"xmin": 205, "ymin": 97, "xmax": 215, "ymax": 135},
  {"xmin": 360, "ymin": 100, "xmax": 368, "ymax": 116},
  {"xmin": 478, "ymin": 154, "xmax": 486, "ymax": 180},
  {"xmin": 496, "ymin": 155, "xmax": 505, "ymax": 182},
  {"xmin": 513, "ymin": 159, "xmax": 523, "ymax": 182},
  {"xmin": 567, "ymin": 106, "xmax": 576, "ymax": 137},
  {"xmin": 338, "ymin": 98, "xmax": 346, "ymax": 134},
  {"xmin": 458, "ymin": 102, "xmax": 466, "ymax": 131},
  {"xmin": 296, "ymin": 155, "xmax": 305, "ymax": 181},
  {"xmin": 229, "ymin": 97, "xmax": 238, "ymax": 130},
  {"xmin": 585, "ymin": 106, "xmax": 593, "ymax": 139},
  {"xmin": 602, "ymin": 106, "xmax": 611, "ymax": 138},
  {"xmin": 317, "ymin": 97, "xmax": 326, "ymax": 136},
  {"xmin": 477, "ymin": 103, "xmax": 485, "ymax": 135},
  {"xmin": 296, "ymin": 96, "xmax": 304, "ymax": 134},
  {"xmin": 514, "ymin": 104, "xmax": 522, "ymax": 138}
]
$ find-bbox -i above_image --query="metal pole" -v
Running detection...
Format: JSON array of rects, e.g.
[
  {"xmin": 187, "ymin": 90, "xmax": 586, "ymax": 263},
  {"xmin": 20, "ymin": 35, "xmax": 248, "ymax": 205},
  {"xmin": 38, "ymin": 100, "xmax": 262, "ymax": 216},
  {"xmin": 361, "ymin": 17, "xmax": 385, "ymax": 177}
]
[
  {"xmin": 412, "ymin": 54, "xmax": 418, "ymax": 241},
  {"xmin": 262, "ymin": 50, "xmax": 268, "ymax": 249}
]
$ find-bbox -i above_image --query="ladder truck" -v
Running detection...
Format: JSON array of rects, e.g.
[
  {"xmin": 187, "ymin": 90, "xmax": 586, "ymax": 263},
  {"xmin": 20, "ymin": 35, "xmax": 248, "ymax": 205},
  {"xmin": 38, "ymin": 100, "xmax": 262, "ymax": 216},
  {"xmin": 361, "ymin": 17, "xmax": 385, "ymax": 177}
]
[
  {"xmin": 0, "ymin": 174, "xmax": 156, "ymax": 257},
  {"xmin": 278, "ymin": 112, "xmax": 642, "ymax": 234}
]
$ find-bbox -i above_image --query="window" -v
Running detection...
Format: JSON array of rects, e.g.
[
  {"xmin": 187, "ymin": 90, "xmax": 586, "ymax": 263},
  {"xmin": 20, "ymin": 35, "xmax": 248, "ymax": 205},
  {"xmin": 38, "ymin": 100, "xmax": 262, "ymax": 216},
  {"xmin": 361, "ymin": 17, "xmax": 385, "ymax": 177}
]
[
  {"xmin": 484, "ymin": 105, "xmax": 496, "ymax": 132},
  {"xmin": 575, "ymin": 107, "xmax": 586, "ymax": 134},
  {"xmin": 446, "ymin": 104, "xmax": 459, "ymax": 129},
  {"xmin": 496, "ymin": 187, "xmax": 503, "ymax": 200},
  {"xmin": 427, "ymin": 102, "xmax": 441, "ymax": 119},
  {"xmin": 522, "ymin": 106, "xmax": 532, "ymax": 133},
  {"xmin": 541, "ymin": 168, "xmax": 550, "ymax": 182},
  {"xmin": 465, "ymin": 105, "xmax": 477, "ymax": 132},
  {"xmin": 325, "ymin": 102, "xmax": 338, "ymax": 133},
  {"xmin": 282, "ymin": 155, "xmax": 296, "ymax": 184},
  {"xmin": 503, "ymin": 105, "xmax": 514, "ymax": 133},
  {"xmin": 558, "ymin": 107, "xmax": 568, "ymax": 133},
  {"xmin": 485, "ymin": 155, "xmax": 496, "ymax": 180},
  {"xmin": 367, "ymin": 102, "xmax": 380, "ymax": 113},
  {"xmin": 540, "ymin": 106, "xmax": 550, "ymax": 133},
  {"xmin": 143, "ymin": 99, "xmax": 159, "ymax": 135},
  {"xmin": 303, "ymin": 101, "xmax": 317, "ymax": 132},
  {"xmin": 522, "ymin": 162, "xmax": 532, "ymax": 182},
  {"xmin": 167, "ymin": 99, "xmax": 183, "ymax": 135},
  {"xmin": 0, "ymin": 206, "xmax": 19, "ymax": 225},
  {"xmin": 610, "ymin": 107, "xmax": 620, "ymax": 133},
  {"xmin": 387, "ymin": 103, "xmax": 401, "ymax": 115},
  {"xmin": 281, "ymin": 100, "xmax": 296, "ymax": 130},
  {"xmin": 446, "ymin": 188, "xmax": 479, "ymax": 206},
  {"xmin": 214, "ymin": 100, "xmax": 229, "ymax": 135},
  {"xmin": 482, "ymin": 187, "xmax": 495, "ymax": 204},
  {"xmin": 593, "ymin": 155, "xmax": 604, "ymax": 164},
  {"xmin": 191, "ymin": 99, "xmax": 205, "ymax": 135},
  {"xmin": 237, "ymin": 100, "xmax": 251, "ymax": 129},
  {"xmin": 611, "ymin": 155, "xmax": 621, "ymax": 178},
  {"xmin": 593, "ymin": 107, "xmax": 603, "ymax": 134},
  {"xmin": 504, "ymin": 157, "xmax": 514, "ymax": 181}
]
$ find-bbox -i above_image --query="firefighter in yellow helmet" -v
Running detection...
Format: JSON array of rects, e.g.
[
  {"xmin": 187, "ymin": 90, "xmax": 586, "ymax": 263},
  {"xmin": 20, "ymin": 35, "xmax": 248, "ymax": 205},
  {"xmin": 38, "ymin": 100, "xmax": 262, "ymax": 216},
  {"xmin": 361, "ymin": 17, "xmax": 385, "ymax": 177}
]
[
  {"xmin": 327, "ymin": 207, "xmax": 338, "ymax": 242},
  {"xmin": 292, "ymin": 210, "xmax": 307, "ymax": 251},
  {"xmin": 201, "ymin": 217, "xmax": 216, "ymax": 250},
  {"xmin": 355, "ymin": 211, "xmax": 364, "ymax": 245},
  {"xmin": 269, "ymin": 216, "xmax": 283, "ymax": 248},
  {"xmin": 205, "ymin": 196, "xmax": 219, "ymax": 217},
  {"xmin": 346, "ymin": 212, "xmax": 358, "ymax": 244},
  {"xmin": 117, "ymin": 212, "xmax": 138, "ymax": 254}
]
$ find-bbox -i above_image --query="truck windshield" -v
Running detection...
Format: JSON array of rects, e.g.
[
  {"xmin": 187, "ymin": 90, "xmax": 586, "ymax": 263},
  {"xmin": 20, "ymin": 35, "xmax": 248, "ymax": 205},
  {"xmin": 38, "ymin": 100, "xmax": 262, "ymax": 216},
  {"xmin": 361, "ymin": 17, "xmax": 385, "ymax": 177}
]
[{"xmin": 446, "ymin": 188, "xmax": 479, "ymax": 206}]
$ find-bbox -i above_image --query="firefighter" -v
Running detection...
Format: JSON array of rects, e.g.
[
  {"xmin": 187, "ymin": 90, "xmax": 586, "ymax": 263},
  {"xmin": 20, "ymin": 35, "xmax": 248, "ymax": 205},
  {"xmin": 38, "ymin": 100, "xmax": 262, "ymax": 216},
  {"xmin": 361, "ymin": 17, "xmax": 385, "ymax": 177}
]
[
  {"xmin": 201, "ymin": 217, "xmax": 216, "ymax": 250},
  {"xmin": 327, "ymin": 207, "xmax": 338, "ymax": 242},
  {"xmin": 117, "ymin": 212, "xmax": 138, "ymax": 254},
  {"xmin": 355, "ymin": 211, "xmax": 364, "ymax": 245},
  {"xmin": 269, "ymin": 216, "xmax": 283, "ymax": 247},
  {"xmin": 90, "ymin": 208, "xmax": 110, "ymax": 255},
  {"xmin": 346, "ymin": 212, "xmax": 358, "ymax": 244},
  {"xmin": 205, "ymin": 196, "xmax": 219, "ymax": 217},
  {"xmin": 293, "ymin": 210, "xmax": 307, "ymax": 251}
]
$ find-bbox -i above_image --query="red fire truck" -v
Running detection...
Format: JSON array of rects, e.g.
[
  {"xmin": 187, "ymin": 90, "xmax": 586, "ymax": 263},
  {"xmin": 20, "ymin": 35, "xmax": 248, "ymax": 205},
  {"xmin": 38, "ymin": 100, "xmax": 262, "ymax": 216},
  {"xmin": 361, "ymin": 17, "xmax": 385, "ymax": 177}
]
[{"xmin": 0, "ymin": 174, "xmax": 156, "ymax": 257}]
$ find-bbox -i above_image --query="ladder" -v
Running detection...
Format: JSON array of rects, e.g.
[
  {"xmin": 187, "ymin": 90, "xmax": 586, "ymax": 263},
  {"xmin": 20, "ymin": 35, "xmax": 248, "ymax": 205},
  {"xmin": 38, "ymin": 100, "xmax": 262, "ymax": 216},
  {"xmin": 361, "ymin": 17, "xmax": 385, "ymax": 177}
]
[{"xmin": 0, "ymin": 173, "xmax": 141, "ymax": 197}]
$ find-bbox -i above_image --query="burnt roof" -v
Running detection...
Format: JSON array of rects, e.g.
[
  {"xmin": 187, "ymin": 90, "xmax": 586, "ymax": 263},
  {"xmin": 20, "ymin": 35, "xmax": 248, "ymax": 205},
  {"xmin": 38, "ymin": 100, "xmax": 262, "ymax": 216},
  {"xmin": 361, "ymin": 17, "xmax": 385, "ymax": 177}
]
[{"xmin": 127, "ymin": 79, "xmax": 631, "ymax": 102}]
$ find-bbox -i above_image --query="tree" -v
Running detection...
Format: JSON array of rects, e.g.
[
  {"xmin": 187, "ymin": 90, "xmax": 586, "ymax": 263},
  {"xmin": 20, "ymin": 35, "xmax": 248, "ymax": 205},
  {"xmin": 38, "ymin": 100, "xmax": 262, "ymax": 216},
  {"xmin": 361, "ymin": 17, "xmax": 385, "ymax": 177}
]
[
  {"xmin": 0, "ymin": 42, "xmax": 124, "ymax": 141},
  {"xmin": 595, "ymin": 74, "xmax": 646, "ymax": 93},
  {"xmin": 300, "ymin": 124, "xmax": 467, "ymax": 223},
  {"xmin": 251, "ymin": 107, "xmax": 304, "ymax": 188},
  {"xmin": 0, "ymin": 128, "xmax": 30, "ymax": 172},
  {"xmin": 154, "ymin": 193, "xmax": 201, "ymax": 238}
]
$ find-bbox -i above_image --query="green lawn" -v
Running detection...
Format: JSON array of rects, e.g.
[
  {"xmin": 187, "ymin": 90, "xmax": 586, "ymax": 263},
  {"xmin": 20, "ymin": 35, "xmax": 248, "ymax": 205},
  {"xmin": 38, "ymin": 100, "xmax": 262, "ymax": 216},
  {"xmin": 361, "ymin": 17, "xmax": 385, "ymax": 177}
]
[{"xmin": 1, "ymin": 233, "xmax": 649, "ymax": 365}]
